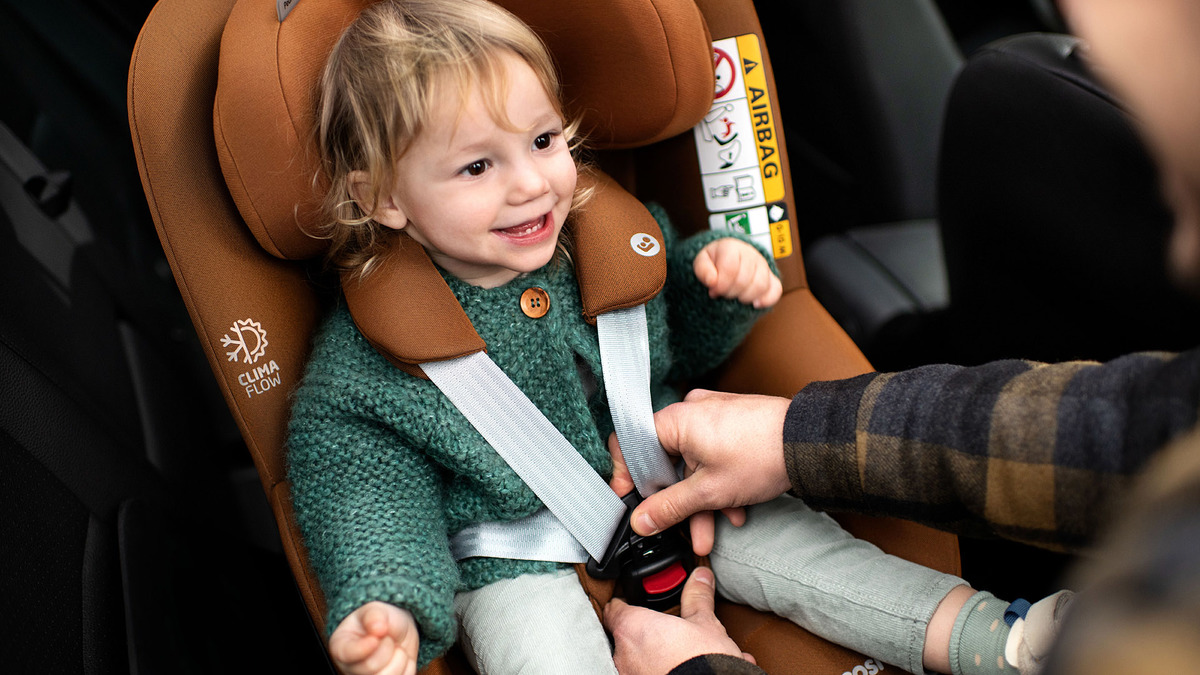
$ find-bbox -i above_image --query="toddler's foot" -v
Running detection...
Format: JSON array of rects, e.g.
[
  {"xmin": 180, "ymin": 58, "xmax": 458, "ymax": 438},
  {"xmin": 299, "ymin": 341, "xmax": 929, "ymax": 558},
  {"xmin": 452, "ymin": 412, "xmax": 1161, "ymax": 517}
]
[
  {"xmin": 950, "ymin": 590, "xmax": 1073, "ymax": 675},
  {"xmin": 1004, "ymin": 590, "xmax": 1074, "ymax": 674}
]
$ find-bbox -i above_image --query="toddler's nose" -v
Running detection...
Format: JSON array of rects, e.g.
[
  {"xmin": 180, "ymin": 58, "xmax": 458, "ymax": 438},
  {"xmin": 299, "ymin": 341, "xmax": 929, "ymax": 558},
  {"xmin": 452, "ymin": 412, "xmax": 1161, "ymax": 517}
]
[{"xmin": 509, "ymin": 160, "xmax": 551, "ymax": 202}]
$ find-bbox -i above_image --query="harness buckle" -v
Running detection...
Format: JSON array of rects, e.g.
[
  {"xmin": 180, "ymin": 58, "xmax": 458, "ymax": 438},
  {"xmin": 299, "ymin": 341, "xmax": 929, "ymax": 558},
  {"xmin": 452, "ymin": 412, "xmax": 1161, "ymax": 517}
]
[{"xmin": 587, "ymin": 491, "xmax": 694, "ymax": 611}]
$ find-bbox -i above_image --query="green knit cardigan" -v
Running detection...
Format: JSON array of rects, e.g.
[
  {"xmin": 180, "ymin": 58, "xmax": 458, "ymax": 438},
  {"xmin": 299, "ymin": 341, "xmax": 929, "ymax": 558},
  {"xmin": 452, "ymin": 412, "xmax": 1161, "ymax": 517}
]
[{"xmin": 287, "ymin": 205, "xmax": 770, "ymax": 666}]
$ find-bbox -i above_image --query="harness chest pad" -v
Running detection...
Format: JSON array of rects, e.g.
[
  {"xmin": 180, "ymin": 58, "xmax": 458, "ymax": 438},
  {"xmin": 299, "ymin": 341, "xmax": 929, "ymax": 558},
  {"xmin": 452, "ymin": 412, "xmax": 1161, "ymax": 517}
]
[
  {"xmin": 573, "ymin": 172, "xmax": 667, "ymax": 323},
  {"xmin": 342, "ymin": 170, "xmax": 666, "ymax": 377}
]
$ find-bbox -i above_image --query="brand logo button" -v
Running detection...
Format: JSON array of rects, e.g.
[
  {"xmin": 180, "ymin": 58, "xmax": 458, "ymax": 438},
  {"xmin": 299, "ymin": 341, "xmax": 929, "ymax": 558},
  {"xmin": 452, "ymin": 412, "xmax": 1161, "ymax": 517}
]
[{"xmin": 630, "ymin": 233, "xmax": 661, "ymax": 257}]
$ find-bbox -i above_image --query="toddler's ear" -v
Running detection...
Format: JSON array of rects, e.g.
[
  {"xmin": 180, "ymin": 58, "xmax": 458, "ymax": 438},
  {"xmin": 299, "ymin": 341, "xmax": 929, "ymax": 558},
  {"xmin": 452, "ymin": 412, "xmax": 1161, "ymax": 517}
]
[{"xmin": 347, "ymin": 170, "xmax": 408, "ymax": 230}]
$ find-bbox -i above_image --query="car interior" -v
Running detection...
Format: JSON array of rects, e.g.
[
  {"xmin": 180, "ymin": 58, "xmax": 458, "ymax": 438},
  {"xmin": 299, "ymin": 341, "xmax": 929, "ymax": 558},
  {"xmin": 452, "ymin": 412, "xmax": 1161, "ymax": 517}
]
[{"xmin": 5, "ymin": 0, "xmax": 1196, "ymax": 673}]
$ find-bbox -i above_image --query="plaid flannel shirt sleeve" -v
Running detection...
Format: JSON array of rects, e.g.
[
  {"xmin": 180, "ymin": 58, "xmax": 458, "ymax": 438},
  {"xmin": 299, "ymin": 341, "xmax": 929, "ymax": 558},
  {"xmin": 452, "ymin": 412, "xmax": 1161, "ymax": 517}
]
[
  {"xmin": 668, "ymin": 655, "xmax": 766, "ymax": 675},
  {"xmin": 782, "ymin": 349, "xmax": 1200, "ymax": 551}
]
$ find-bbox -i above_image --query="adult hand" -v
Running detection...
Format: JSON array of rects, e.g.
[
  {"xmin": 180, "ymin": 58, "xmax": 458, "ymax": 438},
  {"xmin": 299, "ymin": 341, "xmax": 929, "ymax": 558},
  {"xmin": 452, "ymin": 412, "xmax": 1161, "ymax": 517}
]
[
  {"xmin": 604, "ymin": 566, "xmax": 754, "ymax": 674},
  {"xmin": 608, "ymin": 431, "xmax": 733, "ymax": 556},
  {"xmin": 615, "ymin": 389, "xmax": 792, "ymax": 542}
]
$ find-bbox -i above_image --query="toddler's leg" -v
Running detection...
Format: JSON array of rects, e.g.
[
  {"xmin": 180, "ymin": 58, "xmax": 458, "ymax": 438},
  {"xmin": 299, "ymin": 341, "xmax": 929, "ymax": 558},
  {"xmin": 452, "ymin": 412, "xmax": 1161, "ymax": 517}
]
[
  {"xmin": 453, "ymin": 568, "xmax": 617, "ymax": 675},
  {"xmin": 709, "ymin": 494, "xmax": 966, "ymax": 674}
]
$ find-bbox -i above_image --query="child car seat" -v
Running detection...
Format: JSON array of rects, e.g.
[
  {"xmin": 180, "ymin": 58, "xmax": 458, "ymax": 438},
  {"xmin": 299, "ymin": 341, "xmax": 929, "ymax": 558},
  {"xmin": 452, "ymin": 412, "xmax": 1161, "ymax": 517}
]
[{"xmin": 127, "ymin": 0, "xmax": 961, "ymax": 672}]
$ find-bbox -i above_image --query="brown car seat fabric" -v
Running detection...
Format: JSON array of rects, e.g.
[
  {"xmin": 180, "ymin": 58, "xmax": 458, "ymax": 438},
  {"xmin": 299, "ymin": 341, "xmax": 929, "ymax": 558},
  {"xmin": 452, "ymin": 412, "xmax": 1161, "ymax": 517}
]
[{"xmin": 129, "ymin": 0, "xmax": 961, "ymax": 673}]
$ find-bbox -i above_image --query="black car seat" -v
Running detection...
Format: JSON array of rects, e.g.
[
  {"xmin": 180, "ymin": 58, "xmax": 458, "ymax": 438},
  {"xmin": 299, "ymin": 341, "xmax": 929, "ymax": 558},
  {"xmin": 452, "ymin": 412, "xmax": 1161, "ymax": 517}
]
[
  {"xmin": 753, "ymin": 0, "xmax": 963, "ymax": 367},
  {"xmin": 127, "ymin": 0, "xmax": 960, "ymax": 672},
  {"xmin": 936, "ymin": 32, "xmax": 1200, "ymax": 367}
]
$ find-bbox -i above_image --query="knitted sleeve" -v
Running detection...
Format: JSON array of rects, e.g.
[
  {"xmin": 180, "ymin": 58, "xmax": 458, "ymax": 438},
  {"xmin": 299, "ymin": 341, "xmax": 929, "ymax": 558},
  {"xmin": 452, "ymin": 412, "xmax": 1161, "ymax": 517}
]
[
  {"xmin": 644, "ymin": 202, "xmax": 775, "ymax": 383},
  {"xmin": 783, "ymin": 349, "xmax": 1200, "ymax": 551},
  {"xmin": 288, "ymin": 321, "xmax": 460, "ymax": 667}
]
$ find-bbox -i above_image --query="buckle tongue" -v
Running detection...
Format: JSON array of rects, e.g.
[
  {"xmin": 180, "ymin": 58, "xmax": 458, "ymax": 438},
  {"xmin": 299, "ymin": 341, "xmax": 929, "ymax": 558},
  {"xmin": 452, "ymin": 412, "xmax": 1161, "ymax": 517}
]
[{"xmin": 587, "ymin": 491, "xmax": 694, "ymax": 611}]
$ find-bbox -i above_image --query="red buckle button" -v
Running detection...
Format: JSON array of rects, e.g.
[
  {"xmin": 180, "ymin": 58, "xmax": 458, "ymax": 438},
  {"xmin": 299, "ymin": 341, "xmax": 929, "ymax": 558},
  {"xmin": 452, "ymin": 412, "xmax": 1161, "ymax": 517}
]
[{"xmin": 641, "ymin": 561, "xmax": 687, "ymax": 595}]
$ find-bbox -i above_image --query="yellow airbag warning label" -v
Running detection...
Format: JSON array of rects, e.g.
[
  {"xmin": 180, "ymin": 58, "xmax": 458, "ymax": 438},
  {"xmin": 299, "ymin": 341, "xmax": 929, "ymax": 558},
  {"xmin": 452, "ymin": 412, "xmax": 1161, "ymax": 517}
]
[{"xmin": 695, "ymin": 35, "xmax": 791, "ymax": 258}]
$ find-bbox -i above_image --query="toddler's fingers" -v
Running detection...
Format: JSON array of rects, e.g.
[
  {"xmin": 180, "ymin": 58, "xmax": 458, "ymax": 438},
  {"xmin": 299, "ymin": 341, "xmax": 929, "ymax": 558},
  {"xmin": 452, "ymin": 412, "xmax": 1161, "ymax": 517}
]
[
  {"xmin": 693, "ymin": 248, "xmax": 718, "ymax": 289},
  {"xmin": 384, "ymin": 658, "xmax": 419, "ymax": 675},
  {"xmin": 755, "ymin": 274, "xmax": 783, "ymax": 309},
  {"xmin": 699, "ymin": 242, "xmax": 734, "ymax": 297},
  {"xmin": 713, "ymin": 246, "xmax": 754, "ymax": 298},
  {"xmin": 362, "ymin": 603, "xmax": 392, "ymax": 637},
  {"xmin": 357, "ymin": 635, "xmax": 398, "ymax": 675},
  {"xmin": 735, "ymin": 260, "xmax": 772, "ymax": 305},
  {"xmin": 330, "ymin": 631, "xmax": 381, "ymax": 669}
]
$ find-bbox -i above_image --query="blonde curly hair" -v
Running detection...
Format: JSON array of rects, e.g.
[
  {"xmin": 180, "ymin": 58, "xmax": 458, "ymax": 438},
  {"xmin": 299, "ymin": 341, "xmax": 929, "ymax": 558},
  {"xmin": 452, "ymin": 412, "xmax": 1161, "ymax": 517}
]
[{"xmin": 315, "ymin": 0, "xmax": 589, "ymax": 278}]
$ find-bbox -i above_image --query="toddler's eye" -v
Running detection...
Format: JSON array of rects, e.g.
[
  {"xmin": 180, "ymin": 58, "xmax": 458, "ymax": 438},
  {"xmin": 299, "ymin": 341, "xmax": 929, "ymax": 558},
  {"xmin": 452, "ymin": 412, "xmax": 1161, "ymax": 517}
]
[
  {"xmin": 461, "ymin": 159, "xmax": 490, "ymax": 177},
  {"xmin": 533, "ymin": 132, "xmax": 558, "ymax": 150}
]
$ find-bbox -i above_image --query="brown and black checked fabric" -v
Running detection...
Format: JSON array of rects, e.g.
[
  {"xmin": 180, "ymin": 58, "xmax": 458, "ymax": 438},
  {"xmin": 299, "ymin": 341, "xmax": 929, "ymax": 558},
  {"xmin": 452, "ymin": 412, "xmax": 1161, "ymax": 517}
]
[
  {"xmin": 668, "ymin": 654, "xmax": 766, "ymax": 675},
  {"xmin": 783, "ymin": 349, "xmax": 1200, "ymax": 552}
]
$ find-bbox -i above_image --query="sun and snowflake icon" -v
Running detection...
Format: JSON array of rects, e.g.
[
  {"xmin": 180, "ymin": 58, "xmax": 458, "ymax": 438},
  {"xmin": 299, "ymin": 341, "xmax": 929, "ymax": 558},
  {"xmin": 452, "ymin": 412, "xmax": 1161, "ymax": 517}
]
[{"xmin": 221, "ymin": 318, "xmax": 269, "ymax": 364}]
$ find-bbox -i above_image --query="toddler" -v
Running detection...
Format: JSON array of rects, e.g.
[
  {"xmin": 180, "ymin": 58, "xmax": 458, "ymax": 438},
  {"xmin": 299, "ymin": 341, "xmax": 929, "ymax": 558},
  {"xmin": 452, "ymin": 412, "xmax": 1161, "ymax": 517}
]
[{"xmin": 287, "ymin": 1, "xmax": 1065, "ymax": 674}]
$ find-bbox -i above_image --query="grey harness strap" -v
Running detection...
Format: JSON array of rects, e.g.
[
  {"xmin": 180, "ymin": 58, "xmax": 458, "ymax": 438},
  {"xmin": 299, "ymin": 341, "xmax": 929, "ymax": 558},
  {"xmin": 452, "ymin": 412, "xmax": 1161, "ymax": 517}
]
[
  {"xmin": 596, "ymin": 305, "xmax": 677, "ymax": 496},
  {"xmin": 423, "ymin": 351, "xmax": 623, "ymax": 562},
  {"xmin": 433, "ymin": 304, "xmax": 674, "ymax": 563},
  {"xmin": 447, "ymin": 507, "xmax": 591, "ymax": 563}
]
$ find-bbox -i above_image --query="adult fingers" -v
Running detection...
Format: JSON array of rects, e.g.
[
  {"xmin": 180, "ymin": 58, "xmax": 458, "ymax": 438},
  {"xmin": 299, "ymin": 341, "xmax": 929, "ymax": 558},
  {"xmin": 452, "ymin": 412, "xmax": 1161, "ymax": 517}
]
[
  {"xmin": 679, "ymin": 567, "xmax": 719, "ymax": 623},
  {"xmin": 682, "ymin": 387, "xmax": 719, "ymax": 403},
  {"xmin": 606, "ymin": 432, "xmax": 636, "ymax": 497},
  {"xmin": 601, "ymin": 597, "xmax": 633, "ymax": 634},
  {"xmin": 631, "ymin": 480, "xmax": 712, "ymax": 536},
  {"xmin": 689, "ymin": 510, "xmax": 715, "ymax": 556},
  {"xmin": 652, "ymin": 394, "xmax": 709, "ymax": 460},
  {"xmin": 721, "ymin": 506, "xmax": 747, "ymax": 527}
]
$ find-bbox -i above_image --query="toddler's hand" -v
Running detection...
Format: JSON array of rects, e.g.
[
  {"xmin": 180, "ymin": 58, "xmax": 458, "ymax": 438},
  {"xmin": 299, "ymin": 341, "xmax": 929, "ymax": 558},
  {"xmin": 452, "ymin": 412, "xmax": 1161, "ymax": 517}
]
[
  {"xmin": 330, "ymin": 602, "xmax": 420, "ymax": 675},
  {"xmin": 694, "ymin": 238, "xmax": 782, "ymax": 309}
]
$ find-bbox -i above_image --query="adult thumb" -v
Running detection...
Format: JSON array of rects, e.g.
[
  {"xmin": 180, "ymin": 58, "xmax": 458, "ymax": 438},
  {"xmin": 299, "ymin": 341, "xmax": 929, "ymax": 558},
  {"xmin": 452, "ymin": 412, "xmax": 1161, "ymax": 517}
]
[
  {"xmin": 679, "ymin": 566, "xmax": 719, "ymax": 622},
  {"xmin": 631, "ymin": 481, "xmax": 706, "ymax": 536}
]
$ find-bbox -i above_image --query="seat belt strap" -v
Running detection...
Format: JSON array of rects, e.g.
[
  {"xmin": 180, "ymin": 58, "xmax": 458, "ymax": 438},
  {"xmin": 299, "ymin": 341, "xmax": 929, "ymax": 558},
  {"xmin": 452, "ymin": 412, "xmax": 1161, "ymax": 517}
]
[
  {"xmin": 449, "ymin": 507, "xmax": 589, "ymax": 562},
  {"xmin": 433, "ymin": 303, "xmax": 677, "ymax": 564},
  {"xmin": 596, "ymin": 305, "xmax": 678, "ymax": 496},
  {"xmin": 423, "ymin": 351, "xmax": 624, "ymax": 562}
]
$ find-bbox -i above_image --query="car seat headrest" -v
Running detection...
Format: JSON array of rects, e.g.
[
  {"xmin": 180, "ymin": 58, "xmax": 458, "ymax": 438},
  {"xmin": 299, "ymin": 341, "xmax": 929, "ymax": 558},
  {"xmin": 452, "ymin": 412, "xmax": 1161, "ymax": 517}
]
[{"xmin": 213, "ymin": 0, "xmax": 715, "ymax": 260}]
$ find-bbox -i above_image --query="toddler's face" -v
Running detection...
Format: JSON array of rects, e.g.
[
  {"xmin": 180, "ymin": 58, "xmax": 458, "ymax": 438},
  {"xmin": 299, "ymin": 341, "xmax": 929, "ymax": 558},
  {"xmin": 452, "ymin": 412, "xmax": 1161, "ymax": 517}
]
[{"xmin": 375, "ymin": 52, "xmax": 577, "ymax": 288}]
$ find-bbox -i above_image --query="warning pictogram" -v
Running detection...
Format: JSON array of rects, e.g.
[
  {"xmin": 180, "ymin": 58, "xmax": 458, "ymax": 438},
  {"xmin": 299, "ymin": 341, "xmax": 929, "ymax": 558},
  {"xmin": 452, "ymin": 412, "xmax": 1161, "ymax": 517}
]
[
  {"xmin": 713, "ymin": 47, "xmax": 737, "ymax": 100},
  {"xmin": 694, "ymin": 34, "xmax": 792, "ymax": 260}
]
